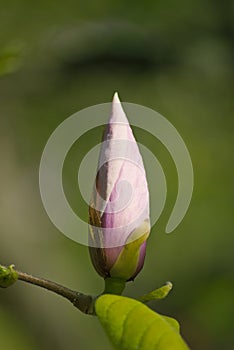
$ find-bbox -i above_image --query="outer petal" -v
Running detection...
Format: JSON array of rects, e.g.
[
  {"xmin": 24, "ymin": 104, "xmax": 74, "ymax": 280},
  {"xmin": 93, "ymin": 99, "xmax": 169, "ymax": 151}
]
[{"xmin": 89, "ymin": 93, "xmax": 150, "ymax": 279}]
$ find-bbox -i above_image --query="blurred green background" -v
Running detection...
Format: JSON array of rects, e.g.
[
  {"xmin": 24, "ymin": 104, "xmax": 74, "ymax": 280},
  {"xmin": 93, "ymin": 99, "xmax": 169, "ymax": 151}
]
[{"xmin": 0, "ymin": 1, "xmax": 233, "ymax": 349}]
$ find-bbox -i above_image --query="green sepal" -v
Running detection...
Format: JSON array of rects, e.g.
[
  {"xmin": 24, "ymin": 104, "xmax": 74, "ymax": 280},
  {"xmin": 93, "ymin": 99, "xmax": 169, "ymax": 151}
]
[
  {"xmin": 110, "ymin": 221, "xmax": 150, "ymax": 280},
  {"xmin": 0, "ymin": 264, "xmax": 18, "ymax": 288},
  {"xmin": 138, "ymin": 282, "xmax": 173, "ymax": 303},
  {"xmin": 95, "ymin": 294, "xmax": 189, "ymax": 350}
]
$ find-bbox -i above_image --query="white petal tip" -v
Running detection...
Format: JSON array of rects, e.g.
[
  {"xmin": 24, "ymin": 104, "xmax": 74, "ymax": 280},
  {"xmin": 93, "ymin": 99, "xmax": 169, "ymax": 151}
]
[
  {"xmin": 110, "ymin": 92, "xmax": 127, "ymax": 124},
  {"xmin": 113, "ymin": 92, "xmax": 121, "ymax": 104}
]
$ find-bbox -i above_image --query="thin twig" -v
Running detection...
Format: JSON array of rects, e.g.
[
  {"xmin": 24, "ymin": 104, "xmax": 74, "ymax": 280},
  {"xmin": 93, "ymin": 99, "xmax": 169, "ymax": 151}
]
[
  {"xmin": 1, "ymin": 265, "xmax": 95, "ymax": 315},
  {"xmin": 16, "ymin": 270, "xmax": 79, "ymax": 300}
]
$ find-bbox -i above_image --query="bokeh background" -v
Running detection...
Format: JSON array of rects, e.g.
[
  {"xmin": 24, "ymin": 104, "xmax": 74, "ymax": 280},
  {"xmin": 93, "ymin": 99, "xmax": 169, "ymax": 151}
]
[{"xmin": 0, "ymin": 1, "xmax": 233, "ymax": 349}]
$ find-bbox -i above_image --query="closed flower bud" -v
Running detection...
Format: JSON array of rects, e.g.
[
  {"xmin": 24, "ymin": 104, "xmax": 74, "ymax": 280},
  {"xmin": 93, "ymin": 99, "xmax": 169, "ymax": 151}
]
[{"xmin": 89, "ymin": 93, "xmax": 150, "ymax": 283}]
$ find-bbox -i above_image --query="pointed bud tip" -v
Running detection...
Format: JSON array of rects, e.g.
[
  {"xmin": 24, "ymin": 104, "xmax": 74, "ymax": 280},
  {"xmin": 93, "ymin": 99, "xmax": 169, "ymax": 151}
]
[
  {"xmin": 112, "ymin": 92, "xmax": 120, "ymax": 104},
  {"xmin": 110, "ymin": 92, "xmax": 128, "ymax": 124}
]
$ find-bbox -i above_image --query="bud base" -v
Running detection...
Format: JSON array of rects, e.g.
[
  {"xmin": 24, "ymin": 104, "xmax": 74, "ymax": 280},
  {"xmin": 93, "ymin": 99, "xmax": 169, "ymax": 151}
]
[{"xmin": 103, "ymin": 277, "xmax": 126, "ymax": 295}]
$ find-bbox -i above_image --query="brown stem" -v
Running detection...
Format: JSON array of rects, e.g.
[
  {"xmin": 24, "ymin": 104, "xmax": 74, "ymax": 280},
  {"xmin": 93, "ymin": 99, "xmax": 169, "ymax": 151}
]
[{"xmin": 1, "ymin": 265, "xmax": 95, "ymax": 315}]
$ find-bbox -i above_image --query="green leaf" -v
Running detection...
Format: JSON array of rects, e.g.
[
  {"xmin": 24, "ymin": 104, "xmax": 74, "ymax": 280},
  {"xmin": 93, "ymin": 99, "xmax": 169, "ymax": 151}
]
[
  {"xmin": 138, "ymin": 282, "xmax": 173, "ymax": 303},
  {"xmin": 95, "ymin": 294, "xmax": 189, "ymax": 350}
]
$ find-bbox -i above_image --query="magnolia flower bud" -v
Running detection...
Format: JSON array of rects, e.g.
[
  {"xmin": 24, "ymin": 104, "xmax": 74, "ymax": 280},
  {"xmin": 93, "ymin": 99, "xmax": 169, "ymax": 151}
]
[{"xmin": 89, "ymin": 93, "xmax": 150, "ymax": 282}]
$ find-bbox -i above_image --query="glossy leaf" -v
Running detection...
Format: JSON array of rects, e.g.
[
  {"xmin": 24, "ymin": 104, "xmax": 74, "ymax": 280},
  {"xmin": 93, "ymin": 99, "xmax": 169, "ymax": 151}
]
[{"xmin": 95, "ymin": 294, "xmax": 189, "ymax": 350}]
